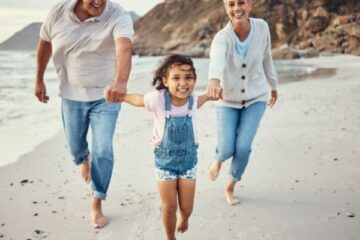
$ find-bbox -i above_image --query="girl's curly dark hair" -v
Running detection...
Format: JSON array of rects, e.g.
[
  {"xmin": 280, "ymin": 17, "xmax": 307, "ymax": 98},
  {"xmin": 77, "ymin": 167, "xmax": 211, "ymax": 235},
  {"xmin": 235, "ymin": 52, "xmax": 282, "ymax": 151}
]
[{"xmin": 152, "ymin": 54, "xmax": 197, "ymax": 90}]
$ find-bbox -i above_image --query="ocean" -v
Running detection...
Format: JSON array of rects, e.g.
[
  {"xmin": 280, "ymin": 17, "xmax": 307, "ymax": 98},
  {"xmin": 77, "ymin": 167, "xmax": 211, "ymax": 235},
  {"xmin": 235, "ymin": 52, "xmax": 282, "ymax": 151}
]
[{"xmin": 0, "ymin": 51, "xmax": 315, "ymax": 167}]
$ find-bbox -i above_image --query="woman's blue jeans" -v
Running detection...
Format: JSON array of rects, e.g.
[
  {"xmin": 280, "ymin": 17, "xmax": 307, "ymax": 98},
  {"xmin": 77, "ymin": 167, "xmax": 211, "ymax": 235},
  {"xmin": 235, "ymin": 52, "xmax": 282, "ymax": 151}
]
[
  {"xmin": 61, "ymin": 98, "xmax": 120, "ymax": 200},
  {"xmin": 215, "ymin": 102, "xmax": 266, "ymax": 182}
]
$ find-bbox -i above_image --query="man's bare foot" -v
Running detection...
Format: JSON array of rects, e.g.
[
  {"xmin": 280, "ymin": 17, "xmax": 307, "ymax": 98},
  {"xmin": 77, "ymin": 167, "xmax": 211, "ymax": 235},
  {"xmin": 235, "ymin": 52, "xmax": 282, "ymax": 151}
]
[
  {"xmin": 225, "ymin": 190, "xmax": 240, "ymax": 206},
  {"xmin": 91, "ymin": 198, "xmax": 108, "ymax": 228},
  {"xmin": 81, "ymin": 155, "xmax": 91, "ymax": 184},
  {"xmin": 176, "ymin": 216, "xmax": 189, "ymax": 233},
  {"xmin": 209, "ymin": 160, "xmax": 222, "ymax": 181}
]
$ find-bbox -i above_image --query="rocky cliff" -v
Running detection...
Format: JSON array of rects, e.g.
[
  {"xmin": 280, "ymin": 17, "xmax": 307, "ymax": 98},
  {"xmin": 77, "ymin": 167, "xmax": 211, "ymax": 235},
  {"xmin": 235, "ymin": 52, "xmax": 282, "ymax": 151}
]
[
  {"xmin": 0, "ymin": 23, "xmax": 42, "ymax": 51},
  {"xmin": 133, "ymin": 0, "xmax": 360, "ymax": 57}
]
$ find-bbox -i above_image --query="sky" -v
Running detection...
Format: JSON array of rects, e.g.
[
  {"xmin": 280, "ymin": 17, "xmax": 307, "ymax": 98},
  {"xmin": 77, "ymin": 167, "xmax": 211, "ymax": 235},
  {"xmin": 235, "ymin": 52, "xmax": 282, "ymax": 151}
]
[{"xmin": 0, "ymin": 0, "xmax": 163, "ymax": 43}]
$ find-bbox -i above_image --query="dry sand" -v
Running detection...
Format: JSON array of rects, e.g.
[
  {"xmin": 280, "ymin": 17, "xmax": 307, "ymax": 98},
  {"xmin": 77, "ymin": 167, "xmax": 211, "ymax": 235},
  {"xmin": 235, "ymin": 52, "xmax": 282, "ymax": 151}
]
[{"xmin": 0, "ymin": 55, "xmax": 359, "ymax": 240}]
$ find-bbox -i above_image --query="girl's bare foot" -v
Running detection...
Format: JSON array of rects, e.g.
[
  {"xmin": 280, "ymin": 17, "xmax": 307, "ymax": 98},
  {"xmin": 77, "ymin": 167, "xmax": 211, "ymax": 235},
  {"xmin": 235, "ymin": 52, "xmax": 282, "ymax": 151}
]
[
  {"xmin": 81, "ymin": 155, "xmax": 91, "ymax": 184},
  {"xmin": 225, "ymin": 190, "xmax": 240, "ymax": 206},
  {"xmin": 176, "ymin": 216, "xmax": 189, "ymax": 233},
  {"xmin": 209, "ymin": 160, "xmax": 222, "ymax": 181},
  {"xmin": 91, "ymin": 198, "xmax": 108, "ymax": 228},
  {"xmin": 225, "ymin": 180, "xmax": 240, "ymax": 205}
]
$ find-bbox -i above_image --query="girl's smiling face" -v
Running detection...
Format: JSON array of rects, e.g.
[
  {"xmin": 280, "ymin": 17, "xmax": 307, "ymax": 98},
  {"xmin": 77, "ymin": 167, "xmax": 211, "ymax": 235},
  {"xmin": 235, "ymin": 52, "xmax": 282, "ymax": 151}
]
[{"xmin": 162, "ymin": 64, "xmax": 196, "ymax": 106}]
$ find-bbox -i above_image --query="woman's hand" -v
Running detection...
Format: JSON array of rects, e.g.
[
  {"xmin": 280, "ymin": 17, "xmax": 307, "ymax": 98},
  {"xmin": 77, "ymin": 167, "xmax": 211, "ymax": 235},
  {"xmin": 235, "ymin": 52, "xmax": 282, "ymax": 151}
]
[
  {"xmin": 268, "ymin": 90, "xmax": 278, "ymax": 108},
  {"xmin": 207, "ymin": 79, "xmax": 223, "ymax": 100}
]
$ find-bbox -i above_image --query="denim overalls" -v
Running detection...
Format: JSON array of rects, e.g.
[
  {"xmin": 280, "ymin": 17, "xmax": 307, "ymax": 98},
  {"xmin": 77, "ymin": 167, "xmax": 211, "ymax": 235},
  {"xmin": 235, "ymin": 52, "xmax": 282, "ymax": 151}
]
[{"xmin": 154, "ymin": 91, "xmax": 198, "ymax": 181}]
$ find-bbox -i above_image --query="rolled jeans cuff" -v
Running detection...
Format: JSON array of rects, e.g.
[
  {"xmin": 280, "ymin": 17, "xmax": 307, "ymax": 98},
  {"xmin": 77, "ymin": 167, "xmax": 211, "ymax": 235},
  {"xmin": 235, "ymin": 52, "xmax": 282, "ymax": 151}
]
[
  {"xmin": 92, "ymin": 190, "xmax": 106, "ymax": 200},
  {"xmin": 230, "ymin": 174, "xmax": 241, "ymax": 182},
  {"xmin": 73, "ymin": 151, "xmax": 90, "ymax": 166}
]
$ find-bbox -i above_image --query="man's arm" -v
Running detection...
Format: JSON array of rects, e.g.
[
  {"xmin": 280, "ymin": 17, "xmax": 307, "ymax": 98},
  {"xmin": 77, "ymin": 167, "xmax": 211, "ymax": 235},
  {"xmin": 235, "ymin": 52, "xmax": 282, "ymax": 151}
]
[
  {"xmin": 35, "ymin": 39, "xmax": 52, "ymax": 103},
  {"xmin": 105, "ymin": 37, "xmax": 132, "ymax": 103}
]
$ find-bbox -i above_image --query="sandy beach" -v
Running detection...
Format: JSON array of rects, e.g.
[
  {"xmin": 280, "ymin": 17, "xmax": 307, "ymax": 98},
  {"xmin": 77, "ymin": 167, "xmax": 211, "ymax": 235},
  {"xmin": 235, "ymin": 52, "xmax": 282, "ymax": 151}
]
[{"xmin": 0, "ymin": 55, "xmax": 359, "ymax": 240}]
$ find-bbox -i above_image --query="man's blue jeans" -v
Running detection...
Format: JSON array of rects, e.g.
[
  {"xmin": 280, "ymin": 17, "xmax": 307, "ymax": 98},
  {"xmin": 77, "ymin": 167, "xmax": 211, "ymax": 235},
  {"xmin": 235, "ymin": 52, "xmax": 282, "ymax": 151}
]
[
  {"xmin": 61, "ymin": 98, "xmax": 120, "ymax": 200},
  {"xmin": 215, "ymin": 102, "xmax": 266, "ymax": 182}
]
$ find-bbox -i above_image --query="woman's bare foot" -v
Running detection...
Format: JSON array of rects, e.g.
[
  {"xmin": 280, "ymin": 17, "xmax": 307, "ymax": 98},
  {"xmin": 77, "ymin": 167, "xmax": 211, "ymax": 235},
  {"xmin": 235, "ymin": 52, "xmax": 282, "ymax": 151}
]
[
  {"xmin": 209, "ymin": 160, "xmax": 222, "ymax": 181},
  {"xmin": 91, "ymin": 198, "xmax": 108, "ymax": 228},
  {"xmin": 176, "ymin": 216, "xmax": 189, "ymax": 233},
  {"xmin": 225, "ymin": 190, "xmax": 240, "ymax": 206},
  {"xmin": 81, "ymin": 155, "xmax": 91, "ymax": 184}
]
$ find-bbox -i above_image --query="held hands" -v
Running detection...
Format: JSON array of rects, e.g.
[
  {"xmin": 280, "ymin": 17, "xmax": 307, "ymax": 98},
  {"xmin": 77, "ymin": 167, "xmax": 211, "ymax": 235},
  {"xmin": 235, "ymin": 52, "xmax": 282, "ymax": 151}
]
[
  {"xmin": 35, "ymin": 81, "xmax": 49, "ymax": 103},
  {"xmin": 104, "ymin": 81, "xmax": 127, "ymax": 103},
  {"xmin": 207, "ymin": 79, "xmax": 223, "ymax": 100},
  {"xmin": 267, "ymin": 90, "xmax": 278, "ymax": 108}
]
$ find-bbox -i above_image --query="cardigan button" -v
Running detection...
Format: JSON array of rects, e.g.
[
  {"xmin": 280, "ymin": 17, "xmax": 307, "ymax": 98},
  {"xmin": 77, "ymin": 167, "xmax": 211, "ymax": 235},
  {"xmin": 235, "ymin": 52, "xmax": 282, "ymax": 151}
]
[
  {"xmin": 241, "ymin": 100, "xmax": 246, "ymax": 105},
  {"xmin": 241, "ymin": 89, "xmax": 245, "ymax": 93},
  {"xmin": 242, "ymin": 64, "xmax": 247, "ymax": 68},
  {"xmin": 241, "ymin": 75, "xmax": 246, "ymax": 80}
]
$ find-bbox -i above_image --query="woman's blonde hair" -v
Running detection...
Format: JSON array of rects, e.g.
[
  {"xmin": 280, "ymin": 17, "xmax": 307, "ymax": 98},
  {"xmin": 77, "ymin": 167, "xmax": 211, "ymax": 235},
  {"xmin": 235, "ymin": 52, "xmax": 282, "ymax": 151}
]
[{"xmin": 223, "ymin": 0, "xmax": 251, "ymax": 4}]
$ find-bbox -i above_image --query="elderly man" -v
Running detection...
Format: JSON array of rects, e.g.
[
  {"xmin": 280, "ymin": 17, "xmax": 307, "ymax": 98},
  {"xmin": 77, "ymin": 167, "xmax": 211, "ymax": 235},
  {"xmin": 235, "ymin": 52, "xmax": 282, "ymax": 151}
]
[{"xmin": 35, "ymin": 0, "xmax": 133, "ymax": 228}]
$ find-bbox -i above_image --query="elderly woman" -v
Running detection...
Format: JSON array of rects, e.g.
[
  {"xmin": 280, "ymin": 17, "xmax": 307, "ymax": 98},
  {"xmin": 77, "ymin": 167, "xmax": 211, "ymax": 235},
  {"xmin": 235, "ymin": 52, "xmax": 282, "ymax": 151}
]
[{"xmin": 207, "ymin": 0, "xmax": 278, "ymax": 205}]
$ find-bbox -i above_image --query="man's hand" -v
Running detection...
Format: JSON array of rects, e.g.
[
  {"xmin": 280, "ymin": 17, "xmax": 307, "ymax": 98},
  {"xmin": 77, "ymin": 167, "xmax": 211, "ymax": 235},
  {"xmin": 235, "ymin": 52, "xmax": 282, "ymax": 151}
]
[
  {"xmin": 207, "ymin": 79, "xmax": 222, "ymax": 100},
  {"xmin": 267, "ymin": 90, "xmax": 278, "ymax": 108},
  {"xmin": 104, "ymin": 82, "xmax": 127, "ymax": 103},
  {"xmin": 35, "ymin": 81, "xmax": 49, "ymax": 103}
]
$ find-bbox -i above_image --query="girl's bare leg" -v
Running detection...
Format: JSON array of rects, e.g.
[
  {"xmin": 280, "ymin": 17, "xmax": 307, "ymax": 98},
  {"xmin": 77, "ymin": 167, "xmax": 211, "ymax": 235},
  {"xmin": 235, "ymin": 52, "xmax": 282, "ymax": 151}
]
[
  {"xmin": 177, "ymin": 179, "xmax": 196, "ymax": 233},
  {"xmin": 158, "ymin": 180, "xmax": 178, "ymax": 240},
  {"xmin": 225, "ymin": 180, "xmax": 240, "ymax": 205}
]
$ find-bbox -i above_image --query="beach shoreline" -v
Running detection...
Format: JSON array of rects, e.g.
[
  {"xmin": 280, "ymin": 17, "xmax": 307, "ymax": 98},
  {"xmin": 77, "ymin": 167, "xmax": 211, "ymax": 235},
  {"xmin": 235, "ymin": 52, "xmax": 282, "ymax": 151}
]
[{"xmin": 0, "ymin": 55, "xmax": 359, "ymax": 240}]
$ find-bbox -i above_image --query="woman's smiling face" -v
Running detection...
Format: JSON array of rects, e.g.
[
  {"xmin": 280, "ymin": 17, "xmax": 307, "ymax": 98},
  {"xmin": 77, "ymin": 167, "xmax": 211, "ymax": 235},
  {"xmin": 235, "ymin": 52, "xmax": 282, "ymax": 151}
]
[{"xmin": 224, "ymin": 0, "xmax": 252, "ymax": 24}]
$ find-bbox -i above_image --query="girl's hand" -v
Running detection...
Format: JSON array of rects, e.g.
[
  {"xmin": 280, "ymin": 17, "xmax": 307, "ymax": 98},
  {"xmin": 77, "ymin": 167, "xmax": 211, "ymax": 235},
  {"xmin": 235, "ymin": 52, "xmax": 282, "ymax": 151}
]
[
  {"xmin": 197, "ymin": 92, "xmax": 210, "ymax": 108},
  {"xmin": 267, "ymin": 90, "xmax": 278, "ymax": 108},
  {"xmin": 207, "ymin": 79, "xmax": 222, "ymax": 100}
]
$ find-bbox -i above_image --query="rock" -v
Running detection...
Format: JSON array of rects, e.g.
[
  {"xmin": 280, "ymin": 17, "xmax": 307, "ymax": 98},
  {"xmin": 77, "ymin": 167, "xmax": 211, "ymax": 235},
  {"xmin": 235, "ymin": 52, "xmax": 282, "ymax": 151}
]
[
  {"xmin": 312, "ymin": 34, "xmax": 338, "ymax": 51},
  {"xmin": 20, "ymin": 179, "xmax": 29, "ymax": 184},
  {"xmin": 34, "ymin": 229, "xmax": 44, "ymax": 235},
  {"xmin": 313, "ymin": 7, "xmax": 330, "ymax": 19},
  {"xmin": 348, "ymin": 35, "xmax": 360, "ymax": 52},
  {"xmin": 303, "ymin": 48, "xmax": 320, "ymax": 58},
  {"xmin": 306, "ymin": 17, "xmax": 330, "ymax": 34},
  {"xmin": 346, "ymin": 212, "xmax": 356, "ymax": 218},
  {"xmin": 298, "ymin": 40, "xmax": 314, "ymax": 49},
  {"xmin": 272, "ymin": 46, "xmax": 301, "ymax": 59},
  {"xmin": 275, "ymin": 23, "xmax": 287, "ymax": 42},
  {"xmin": 332, "ymin": 15, "xmax": 351, "ymax": 27}
]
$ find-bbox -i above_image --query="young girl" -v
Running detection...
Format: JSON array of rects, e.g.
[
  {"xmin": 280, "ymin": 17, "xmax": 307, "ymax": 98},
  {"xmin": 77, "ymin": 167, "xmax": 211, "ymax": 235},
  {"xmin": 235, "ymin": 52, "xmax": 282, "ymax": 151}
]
[{"xmin": 123, "ymin": 55, "xmax": 209, "ymax": 240}]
